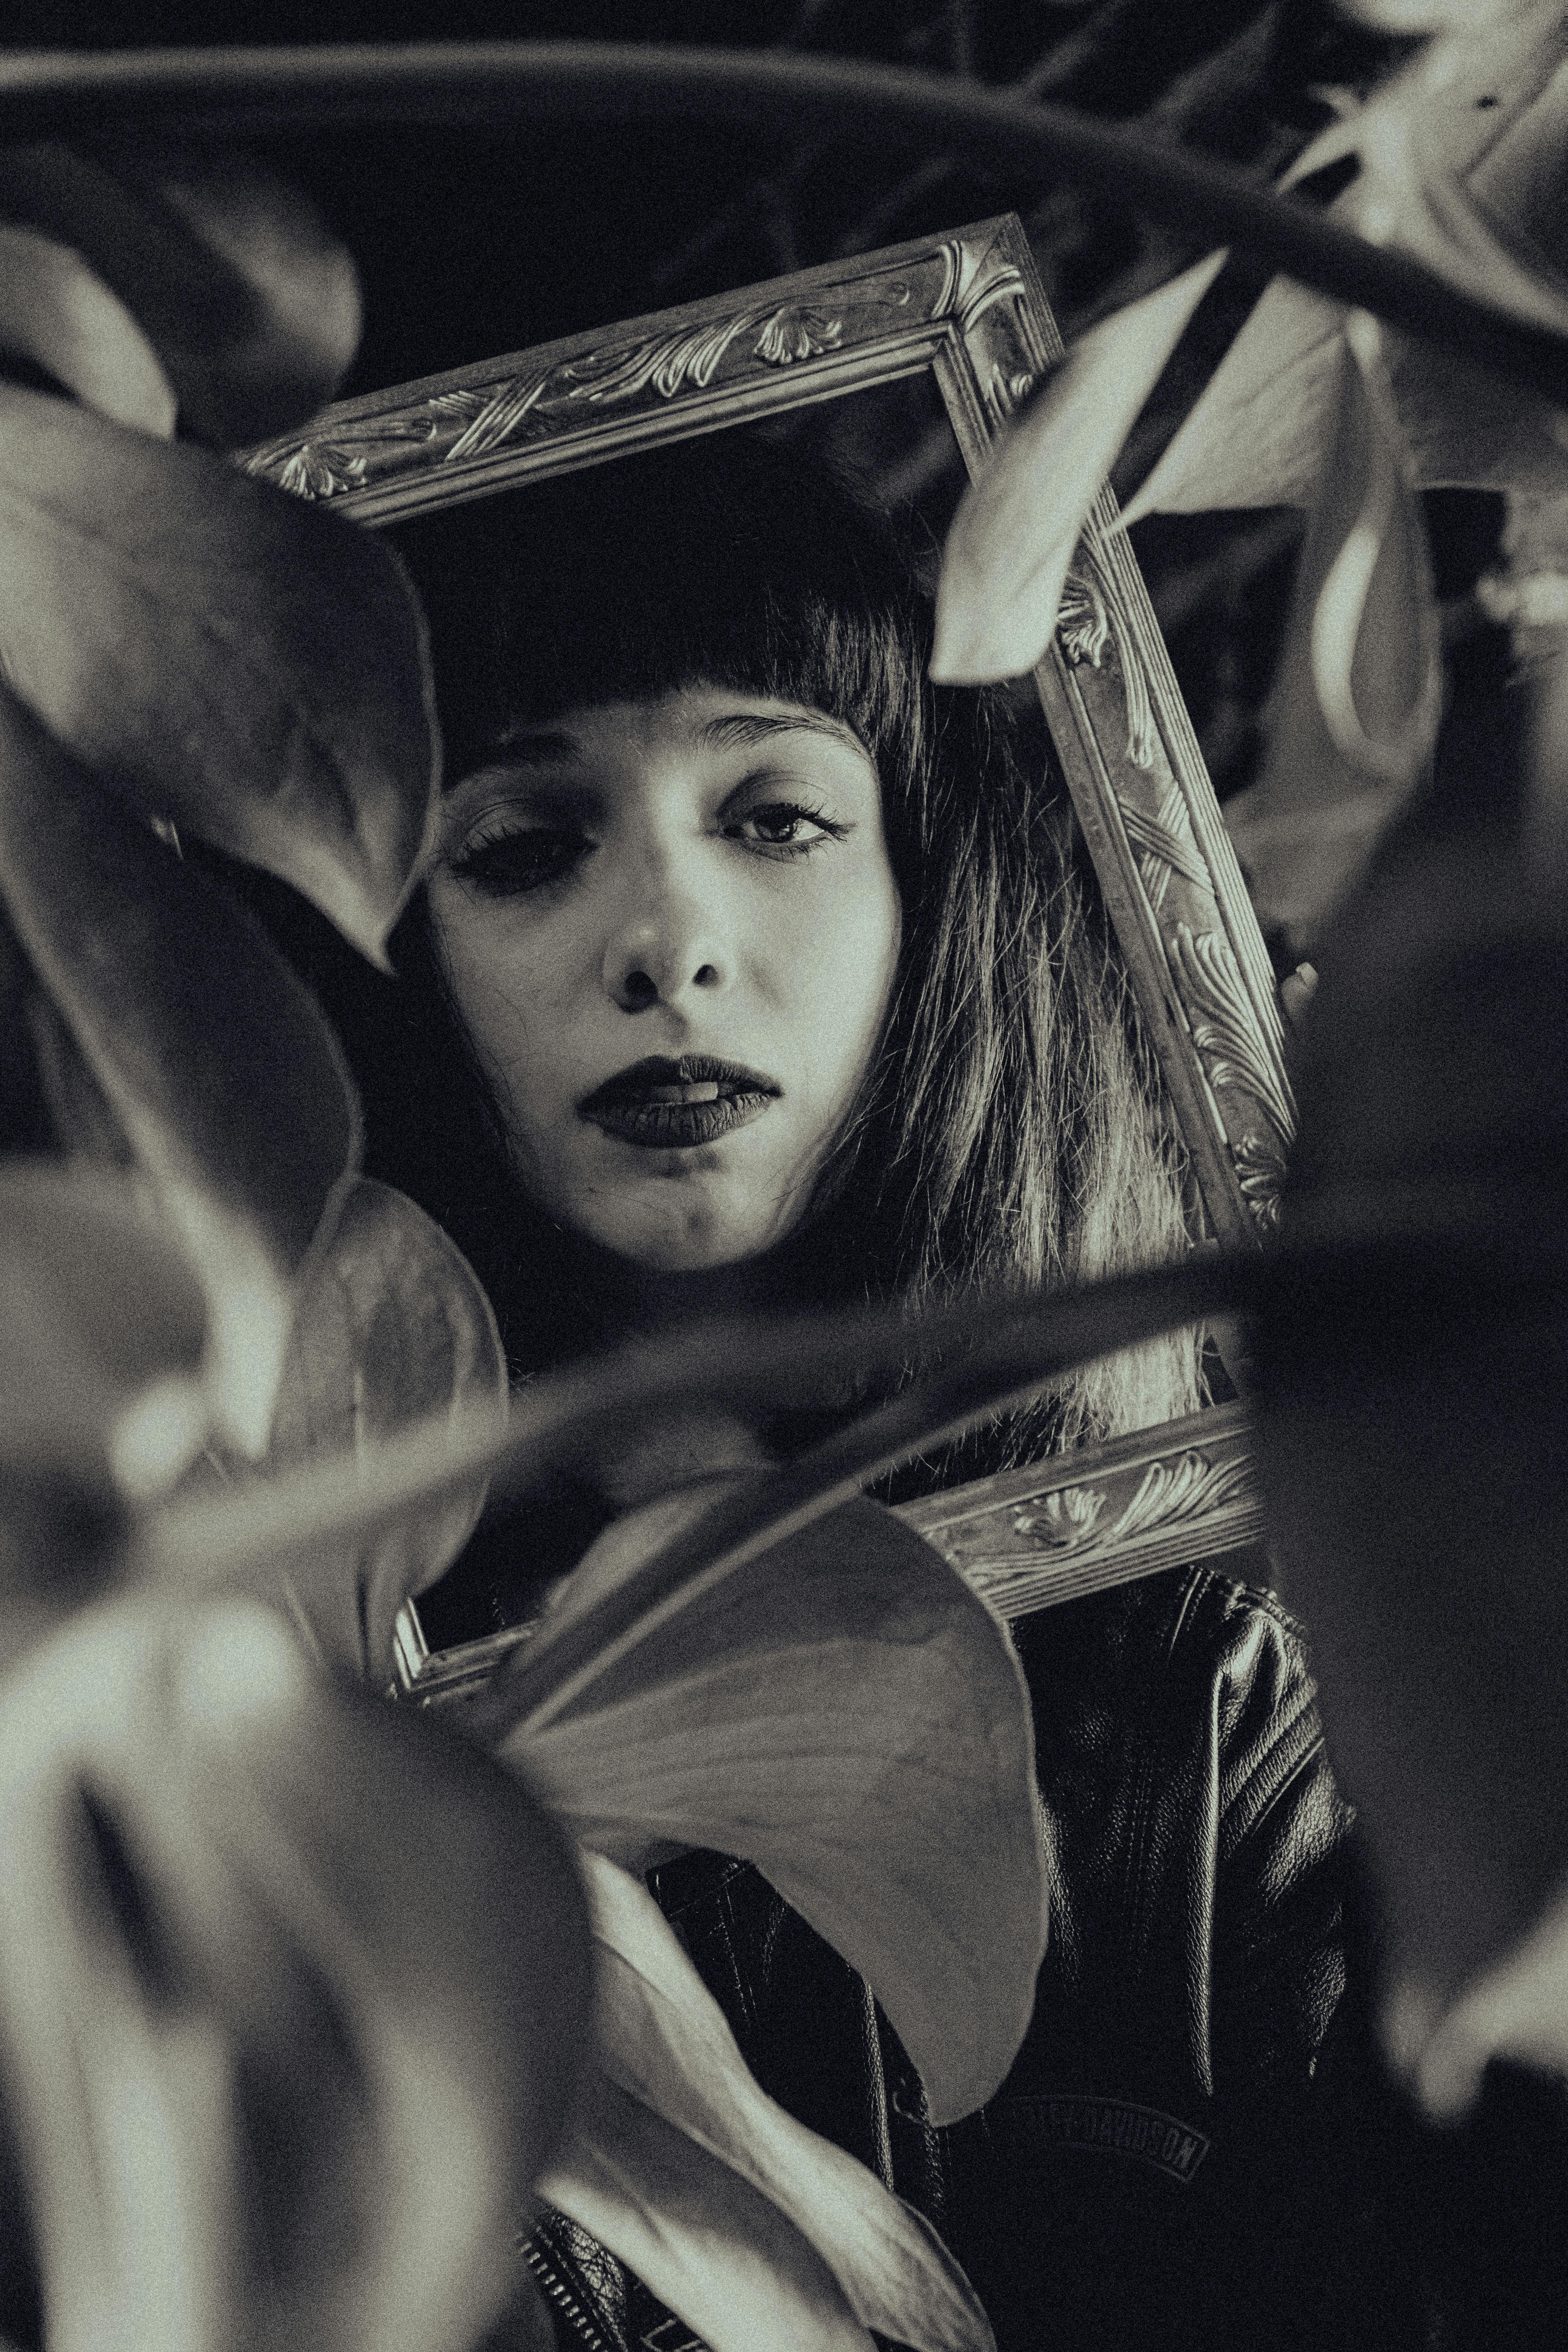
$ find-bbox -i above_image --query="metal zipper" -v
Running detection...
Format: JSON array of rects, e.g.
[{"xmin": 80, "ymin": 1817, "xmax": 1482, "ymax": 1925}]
[{"xmin": 521, "ymin": 2237, "xmax": 619, "ymax": 2352}]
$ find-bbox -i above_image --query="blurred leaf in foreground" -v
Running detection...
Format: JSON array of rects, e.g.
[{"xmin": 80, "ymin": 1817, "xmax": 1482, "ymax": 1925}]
[
  {"xmin": 505, "ymin": 1485, "xmax": 1044, "ymax": 2129},
  {"xmin": 0, "ymin": 224, "xmax": 175, "ymax": 436},
  {"xmin": 0, "ymin": 1160, "xmax": 207, "ymax": 1494},
  {"xmin": 1221, "ymin": 313, "xmax": 1443, "ymax": 954},
  {"xmin": 1341, "ymin": 0, "xmax": 1551, "ymax": 26},
  {"xmin": 1121, "ymin": 0, "xmax": 1568, "ymax": 524},
  {"xmin": 0, "ymin": 692, "xmax": 360, "ymax": 1454},
  {"xmin": 0, "ymin": 141, "xmax": 361, "ymax": 445},
  {"xmin": 542, "ymin": 1852, "xmax": 993, "ymax": 2352},
  {"xmin": 1255, "ymin": 668, "xmax": 1568, "ymax": 2110},
  {"xmin": 929, "ymin": 248, "xmax": 1227, "ymax": 684},
  {"xmin": 0, "ymin": 1595, "xmax": 591, "ymax": 2352},
  {"xmin": 249, "ymin": 1178, "xmax": 508, "ymax": 1682},
  {"xmin": 134, "ymin": 1403, "xmax": 1044, "ymax": 2349},
  {"xmin": 0, "ymin": 1162, "xmax": 208, "ymax": 1672},
  {"xmin": 0, "ymin": 383, "xmax": 436, "ymax": 965}
]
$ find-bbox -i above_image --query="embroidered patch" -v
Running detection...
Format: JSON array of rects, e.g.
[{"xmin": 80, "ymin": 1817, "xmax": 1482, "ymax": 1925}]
[
  {"xmin": 1031, "ymin": 2095, "xmax": 1212, "ymax": 2183},
  {"xmin": 640, "ymin": 2320, "xmax": 707, "ymax": 2352}
]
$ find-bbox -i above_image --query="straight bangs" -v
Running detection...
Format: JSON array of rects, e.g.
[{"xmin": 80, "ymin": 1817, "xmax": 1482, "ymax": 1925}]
[{"xmin": 390, "ymin": 432, "xmax": 932, "ymax": 849}]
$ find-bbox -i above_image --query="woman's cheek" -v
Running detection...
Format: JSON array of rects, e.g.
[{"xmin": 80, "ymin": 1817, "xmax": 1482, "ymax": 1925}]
[{"xmin": 809, "ymin": 861, "xmax": 900, "ymax": 1071}]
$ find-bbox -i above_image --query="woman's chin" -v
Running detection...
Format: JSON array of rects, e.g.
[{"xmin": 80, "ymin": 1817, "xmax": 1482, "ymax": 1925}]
[
  {"xmin": 600, "ymin": 1226, "xmax": 779, "ymax": 1279},
  {"xmin": 581, "ymin": 1195, "xmax": 805, "ymax": 1280}
]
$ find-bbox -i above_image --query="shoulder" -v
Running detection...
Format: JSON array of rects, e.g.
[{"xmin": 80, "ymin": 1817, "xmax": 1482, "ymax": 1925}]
[{"xmin": 1012, "ymin": 1557, "xmax": 1345, "ymax": 1860}]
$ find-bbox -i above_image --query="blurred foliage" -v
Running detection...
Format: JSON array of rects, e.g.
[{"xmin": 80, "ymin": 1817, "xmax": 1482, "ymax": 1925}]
[
  {"xmin": 0, "ymin": 8, "xmax": 1565, "ymax": 2341},
  {"xmin": 0, "ymin": 0, "xmax": 1510, "ymax": 839}
]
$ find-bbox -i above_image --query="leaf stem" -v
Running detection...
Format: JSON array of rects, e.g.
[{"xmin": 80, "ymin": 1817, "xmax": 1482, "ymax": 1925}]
[{"xmin": 2, "ymin": 43, "xmax": 1566, "ymax": 405}]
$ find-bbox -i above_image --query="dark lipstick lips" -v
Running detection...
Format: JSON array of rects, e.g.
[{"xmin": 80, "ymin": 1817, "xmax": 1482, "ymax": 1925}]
[{"xmin": 579, "ymin": 1054, "xmax": 781, "ymax": 1149}]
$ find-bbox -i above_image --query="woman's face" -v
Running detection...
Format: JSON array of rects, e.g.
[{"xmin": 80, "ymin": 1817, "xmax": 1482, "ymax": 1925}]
[{"xmin": 426, "ymin": 687, "xmax": 903, "ymax": 1272}]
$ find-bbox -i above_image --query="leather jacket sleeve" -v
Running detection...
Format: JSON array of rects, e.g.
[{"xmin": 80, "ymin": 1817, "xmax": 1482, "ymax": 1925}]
[{"xmin": 916, "ymin": 1561, "xmax": 1393, "ymax": 2352}]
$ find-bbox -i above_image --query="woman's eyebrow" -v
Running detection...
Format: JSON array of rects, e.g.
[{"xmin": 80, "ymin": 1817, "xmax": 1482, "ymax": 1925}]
[{"xmin": 698, "ymin": 710, "xmax": 866, "ymax": 756}]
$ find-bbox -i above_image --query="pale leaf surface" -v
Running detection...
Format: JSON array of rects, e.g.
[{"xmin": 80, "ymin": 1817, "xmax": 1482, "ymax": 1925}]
[
  {"xmin": 0, "ymin": 141, "xmax": 361, "ymax": 444},
  {"xmin": 248, "ymin": 1178, "xmax": 507, "ymax": 1682},
  {"xmin": 0, "ymin": 693, "xmax": 359, "ymax": 1451},
  {"xmin": 1340, "ymin": 0, "xmax": 1543, "ymax": 22},
  {"xmin": 1125, "ymin": 1, "xmax": 1568, "ymax": 521},
  {"xmin": 1225, "ymin": 317, "xmax": 1440, "ymax": 956},
  {"xmin": 0, "ymin": 382, "xmax": 436, "ymax": 962},
  {"xmin": 1118, "ymin": 281, "xmax": 1344, "ymax": 522},
  {"xmin": 930, "ymin": 248, "xmax": 1227, "ymax": 683},
  {"xmin": 576, "ymin": 1853, "xmax": 995, "ymax": 2352},
  {"xmin": 544, "ymin": 2070, "xmax": 874, "ymax": 2352},
  {"xmin": 0, "ymin": 224, "xmax": 175, "ymax": 435},
  {"xmin": 1123, "ymin": 277, "xmax": 1568, "ymax": 519},
  {"xmin": 1284, "ymin": 0, "xmax": 1568, "ymax": 196},
  {"xmin": 1339, "ymin": 109, "xmax": 1568, "ymax": 335},
  {"xmin": 0, "ymin": 1162, "xmax": 208, "ymax": 1663},
  {"xmin": 0, "ymin": 1595, "xmax": 591, "ymax": 2352},
  {"xmin": 505, "ymin": 1489, "xmax": 1045, "ymax": 2123},
  {"xmin": 0, "ymin": 1160, "xmax": 206, "ymax": 1484}
]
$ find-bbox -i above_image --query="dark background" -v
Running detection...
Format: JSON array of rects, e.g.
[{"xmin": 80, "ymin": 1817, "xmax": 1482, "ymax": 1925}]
[{"xmin": 4, "ymin": 0, "xmax": 1511, "ymax": 818}]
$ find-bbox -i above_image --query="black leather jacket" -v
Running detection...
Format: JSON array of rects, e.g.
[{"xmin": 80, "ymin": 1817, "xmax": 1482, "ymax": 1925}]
[{"xmin": 527, "ymin": 1556, "xmax": 1419, "ymax": 2352}]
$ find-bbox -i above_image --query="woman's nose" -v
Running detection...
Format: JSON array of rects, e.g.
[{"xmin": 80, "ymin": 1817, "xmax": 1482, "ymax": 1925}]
[{"xmin": 602, "ymin": 889, "xmax": 730, "ymax": 1012}]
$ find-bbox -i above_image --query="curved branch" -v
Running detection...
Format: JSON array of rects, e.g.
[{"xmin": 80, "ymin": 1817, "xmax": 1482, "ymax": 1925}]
[{"xmin": 2, "ymin": 42, "xmax": 1566, "ymax": 404}]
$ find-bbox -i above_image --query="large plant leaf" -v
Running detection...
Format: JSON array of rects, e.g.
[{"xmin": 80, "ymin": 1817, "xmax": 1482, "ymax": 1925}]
[
  {"xmin": 1118, "ymin": 278, "xmax": 1345, "ymax": 523},
  {"xmin": 0, "ymin": 691, "xmax": 360, "ymax": 1453},
  {"xmin": 0, "ymin": 1161, "xmax": 208, "ymax": 1671},
  {"xmin": 0, "ymin": 1160, "xmax": 207, "ymax": 1490},
  {"xmin": 0, "ymin": 1594, "xmax": 591, "ymax": 2352},
  {"xmin": 563, "ymin": 1852, "xmax": 995, "ymax": 2352},
  {"xmin": 501, "ymin": 1485, "xmax": 1045, "ymax": 2125},
  {"xmin": 243, "ymin": 1178, "xmax": 507, "ymax": 1683},
  {"xmin": 930, "ymin": 247, "xmax": 1227, "ymax": 684},
  {"xmin": 1121, "ymin": 275, "xmax": 1568, "ymax": 521},
  {"xmin": 1340, "ymin": 0, "xmax": 1538, "ymax": 22},
  {"xmin": 135, "ymin": 1259, "xmax": 1230, "ymax": 1625},
  {"xmin": 1252, "ymin": 749, "xmax": 1568, "ymax": 2105},
  {"xmin": 0, "ymin": 141, "xmax": 361, "ymax": 445},
  {"xmin": 1222, "ymin": 314, "xmax": 1442, "ymax": 954},
  {"xmin": 0, "ymin": 382, "xmax": 436, "ymax": 963},
  {"xmin": 544, "ymin": 2069, "xmax": 876, "ymax": 2352},
  {"xmin": 0, "ymin": 224, "xmax": 175, "ymax": 435},
  {"xmin": 1121, "ymin": 0, "xmax": 1568, "ymax": 523}
]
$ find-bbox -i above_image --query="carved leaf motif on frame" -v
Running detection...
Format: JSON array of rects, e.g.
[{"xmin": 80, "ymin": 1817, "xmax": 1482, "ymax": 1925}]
[
  {"xmin": 1170, "ymin": 921, "xmax": 1295, "ymax": 1231},
  {"xmin": 1015, "ymin": 1485, "xmax": 1108, "ymax": 1552},
  {"xmin": 1012, "ymin": 1449, "xmax": 1257, "ymax": 1560},
  {"xmin": 943, "ymin": 231, "xmax": 1027, "ymax": 337},
  {"xmin": 1050, "ymin": 526, "xmax": 1294, "ymax": 1233},
  {"xmin": 246, "ymin": 267, "xmax": 938, "ymax": 506},
  {"xmin": 1057, "ymin": 548, "xmax": 1159, "ymax": 771}
]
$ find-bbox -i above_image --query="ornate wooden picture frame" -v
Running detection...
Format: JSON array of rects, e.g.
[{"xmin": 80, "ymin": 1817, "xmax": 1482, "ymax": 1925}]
[{"xmin": 246, "ymin": 215, "xmax": 1286, "ymax": 1692}]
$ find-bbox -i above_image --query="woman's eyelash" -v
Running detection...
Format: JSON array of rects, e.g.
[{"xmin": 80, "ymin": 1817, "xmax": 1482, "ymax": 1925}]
[
  {"xmin": 730, "ymin": 800, "xmax": 849, "ymax": 855},
  {"xmin": 447, "ymin": 824, "xmax": 586, "ymax": 897},
  {"xmin": 446, "ymin": 799, "xmax": 848, "ymax": 893}
]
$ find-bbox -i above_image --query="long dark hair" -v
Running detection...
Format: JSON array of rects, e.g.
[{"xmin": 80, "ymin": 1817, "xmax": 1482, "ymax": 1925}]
[{"xmin": 375, "ymin": 431, "xmax": 1202, "ymax": 1459}]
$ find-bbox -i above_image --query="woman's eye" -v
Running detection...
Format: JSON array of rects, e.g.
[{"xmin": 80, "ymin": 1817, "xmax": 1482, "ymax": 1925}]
[
  {"xmin": 730, "ymin": 802, "xmax": 846, "ymax": 856},
  {"xmin": 446, "ymin": 827, "xmax": 586, "ymax": 898}
]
